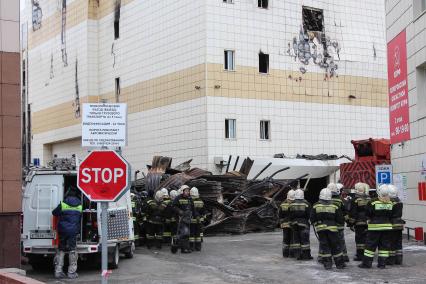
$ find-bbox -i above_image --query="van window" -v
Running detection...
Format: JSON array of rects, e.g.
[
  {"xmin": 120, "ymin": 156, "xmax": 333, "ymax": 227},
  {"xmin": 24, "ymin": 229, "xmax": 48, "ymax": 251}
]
[{"xmin": 31, "ymin": 185, "xmax": 59, "ymax": 210}]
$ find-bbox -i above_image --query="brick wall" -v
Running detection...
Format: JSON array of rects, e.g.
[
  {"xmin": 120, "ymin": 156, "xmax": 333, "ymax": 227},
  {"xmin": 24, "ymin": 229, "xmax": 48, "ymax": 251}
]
[{"xmin": 0, "ymin": 0, "xmax": 21, "ymax": 268}]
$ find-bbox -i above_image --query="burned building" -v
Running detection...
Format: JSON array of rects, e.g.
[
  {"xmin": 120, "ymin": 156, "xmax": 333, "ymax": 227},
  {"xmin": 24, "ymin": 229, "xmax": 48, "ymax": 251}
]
[{"xmin": 21, "ymin": 0, "xmax": 388, "ymax": 174}]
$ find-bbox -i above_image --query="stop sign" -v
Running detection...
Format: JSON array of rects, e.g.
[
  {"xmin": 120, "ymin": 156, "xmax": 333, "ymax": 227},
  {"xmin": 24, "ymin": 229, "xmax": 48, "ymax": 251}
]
[{"xmin": 77, "ymin": 150, "xmax": 130, "ymax": 202}]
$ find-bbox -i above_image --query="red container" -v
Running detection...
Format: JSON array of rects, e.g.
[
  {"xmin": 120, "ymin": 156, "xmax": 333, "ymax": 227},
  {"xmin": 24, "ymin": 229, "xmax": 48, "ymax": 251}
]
[
  {"xmin": 419, "ymin": 182, "xmax": 426, "ymax": 201},
  {"xmin": 415, "ymin": 227, "xmax": 424, "ymax": 241}
]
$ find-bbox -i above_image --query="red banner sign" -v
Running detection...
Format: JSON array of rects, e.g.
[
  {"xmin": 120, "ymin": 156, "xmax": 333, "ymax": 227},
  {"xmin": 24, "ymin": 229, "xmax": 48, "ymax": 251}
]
[{"xmin": 387, "ymin": 30, "xmax": 410, "ymax": 144}]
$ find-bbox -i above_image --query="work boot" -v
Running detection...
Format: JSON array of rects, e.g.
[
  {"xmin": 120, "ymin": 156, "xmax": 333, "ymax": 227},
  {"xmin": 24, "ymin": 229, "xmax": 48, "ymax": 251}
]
[
  {"xmin": 395, "ymin": 255, "xmax": 403, "ymax": 265},
  {"xmin": 54, "ymin": 251, "xmax": 65, "ymax": 279},
  {"xmin": 334, "ymin": 256, "xmax": 345, "ymax": 269},
  {"xmin": 181, "ymin": 248, "xmax": 191, "ymax": 254},
  {"xmin": 386, "ymin": 256, "xmax": 396, "ymax": 265},
  {"xmin": 343, "ymin": 255, "xmax": 350, "ymax": 263},
  {"xmin": 195, "ymin": 242, "xmax": 201, "ymax": 252},
  {"xmin": 358, "ymin": 258, "xmax": 373, "ymax": 269},
  {"xmin": 282, "ymin": 248, "xmax": 289, "ymax": 258},
  {"xmin": 377, "ymin": 257, "xmax": 387, "ymax": 269},
  {"xmin": 302, "ymin": 250, "xmax": 313, "ymax": 260},
  {"xmin": 317, "ymin": 256, "xmax": 323, "ymax": 263},
  {"xmin": 289, "ymin": 250, "xmax": 295, "ymax": 258},
  {"xmin": 155, "ymin": 240, "xmax": 162, "ymax": 250},
  {"xmin": 323, "ymin": 258, "xmax": 332, "ymax": 270},
  {"xmin": 67, "ymin": 272, "xmax": 78, "ymax": 279}
]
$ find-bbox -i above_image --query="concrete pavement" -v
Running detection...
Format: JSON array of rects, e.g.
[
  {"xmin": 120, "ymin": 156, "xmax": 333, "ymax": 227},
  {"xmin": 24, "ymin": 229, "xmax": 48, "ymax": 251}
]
[{"xmin": 25, "ymin": 230, "xmax": 426, "ymax": 284}]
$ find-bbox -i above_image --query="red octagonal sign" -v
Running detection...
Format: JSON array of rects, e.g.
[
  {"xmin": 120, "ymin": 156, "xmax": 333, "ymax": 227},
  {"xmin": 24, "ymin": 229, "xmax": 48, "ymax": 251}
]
[{"xmin": 77, "ymin": 150, "xmax": 130, "ymax": 202}]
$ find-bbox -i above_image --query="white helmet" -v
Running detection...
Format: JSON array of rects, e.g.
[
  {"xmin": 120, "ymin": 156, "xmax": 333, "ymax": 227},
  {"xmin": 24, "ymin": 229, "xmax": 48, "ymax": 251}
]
[
  {"xmin": 363, "ymin": 183, "xmax": 370, "ymax": 196},
  {"xmin": 178, "ymin": 185, "xmax": 190, "ymax": 195},
  {"xmin": 378, "ymin": 184, "xmax": 389, "ymax": 198},
  {"xmin": 160, "ymin": 188, "xmax": 169, "ymax": 198},
  {"xmin": 169, "ymin": 190, "xmax": 178, "ymax": 200},
  {"xmin": 388, "ymin": 184, "xmax": 398, "ymax": 198},
  {"xmin": 154, "ymin": 190, "xmax": 164, "ymax": 202},
  {"xmin": 287, "ymin": 189, "xmax": 296, "ymax": 201},
  {"xmin": 327, "ymin": 183, "xmax": 339, "ymax": 194},
  {"xmin": 355, "ymin": 182, "xmax": 364, "ymax": 195},
  {"xmin": 319, "ymin": 188, "xmax": 332, "ymax": 201},
  {"xmin": 336, "ymin": 183, "xmax": 344, "ymax": 191},
  {"xmin": 190, "ymin": 187, "xmax": 199, "ymax": 198},
  {"xmin": 294, "ymin": 189, "xmax": 304, "ymax": 200}
]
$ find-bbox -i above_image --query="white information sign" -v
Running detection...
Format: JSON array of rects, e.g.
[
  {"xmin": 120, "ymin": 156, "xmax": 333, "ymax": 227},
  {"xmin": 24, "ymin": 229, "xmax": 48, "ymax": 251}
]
[
  {"xmin": 82, "ymin": 103, "xmax": 127, "ymax": 147},
  {"xmin": 421, "ymin": 155, "xmax": 426, "ymax": 180},
  {"xmin": 393, "ymin": 173, "xmax": 407, "ymax": 202}
]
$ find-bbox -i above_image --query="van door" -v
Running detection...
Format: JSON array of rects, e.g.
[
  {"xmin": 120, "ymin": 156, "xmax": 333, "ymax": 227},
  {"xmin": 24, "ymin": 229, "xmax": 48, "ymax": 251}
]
[{"xmin": 23, "ymin": 174, "xmax": 64, "ymax": 247}]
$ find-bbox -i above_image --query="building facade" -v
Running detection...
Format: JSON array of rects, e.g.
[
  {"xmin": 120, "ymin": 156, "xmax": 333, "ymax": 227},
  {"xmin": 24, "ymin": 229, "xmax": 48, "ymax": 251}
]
[
  {"xmin": 385, "ymin": 0, "xmax": 426, "ymax": 229},
  {"xmin": 21, "ymin": 0, "xmax": 389, "ymax": 174},
  {"xmin": 0, "ymin": 0, "xmax": 21, "ymax": 268}
]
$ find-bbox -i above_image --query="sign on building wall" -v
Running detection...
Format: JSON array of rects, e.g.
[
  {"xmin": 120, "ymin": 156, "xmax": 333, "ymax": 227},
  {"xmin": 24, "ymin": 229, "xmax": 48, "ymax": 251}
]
[
  {"xmin": 375, "ymin": 164, "xmax": 393, "ymax": 187},
  {"xmin": 394, "ymin": 173, "xmax": 407, "ymax": 202},
  {"xmin": 387, "ymin": 30, "xmax": 410, "ymax": 144},
  {"xmin": 82, "ymin": 103, "xmax": 127, "ymax": 147}
]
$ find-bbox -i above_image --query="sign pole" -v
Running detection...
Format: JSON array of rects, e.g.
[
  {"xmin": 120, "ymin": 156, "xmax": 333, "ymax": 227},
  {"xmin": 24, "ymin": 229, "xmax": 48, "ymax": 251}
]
[{"xmin": 101, "ymin": 202, "xmax": 108, "ymax": 284}]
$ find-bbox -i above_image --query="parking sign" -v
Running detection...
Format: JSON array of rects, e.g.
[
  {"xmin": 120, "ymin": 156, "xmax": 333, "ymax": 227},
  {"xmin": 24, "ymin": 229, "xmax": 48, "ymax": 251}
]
[{"xmin": 375, "ymin": 164, "xmax": 393, "ymax": 187}]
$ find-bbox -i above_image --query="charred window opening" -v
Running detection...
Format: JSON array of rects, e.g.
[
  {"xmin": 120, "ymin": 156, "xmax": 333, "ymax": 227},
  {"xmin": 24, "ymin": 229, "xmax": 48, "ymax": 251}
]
[
  {"xmin": 302, "ymin": 6, "xmax": 324, "ymax": 32},
  {"xmin": 31, "ymin": 0, "xmax": 42, "ymax": 31},
  {"xmin": 258, "ymin": 0, "xmax": 268, "ymax": 9},
  {"xmin": 115, "ymin": 77, "xmax": 121, "ymax": 102},
  {"xmin": 114, "ymin": 0, "xmax": 121, "ymax": 39},
  {"xmin": 259, "ymin": 52, "xmax": 269, "ymax": 74}
]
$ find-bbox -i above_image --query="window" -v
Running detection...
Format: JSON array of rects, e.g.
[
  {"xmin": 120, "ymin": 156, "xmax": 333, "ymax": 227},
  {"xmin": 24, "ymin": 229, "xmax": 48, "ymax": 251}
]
[
  {"xmin": 260, "ymin": 120, "xmax": 270, "ymax": 140},
  {"xmin": 258, "ymin": 0, "xmax": 268, "ymax": 9},
  {"xmin": 224, "ymin": 50, "xmax": 235, "ymax": 71},
  {"xmin": 223, "ymin": 0, "xmax": 234, "ymax": 3},
  {"xmin": 414, "ymin": 0, "xmax": 426, "ymax": 19},
  {"xmin": 225, "ymin": 119, "xmax": 236, "ymax": 139},
  {"xmin": 302, "ymin": 6, "xmax": 324, "ymax": 32},
  {"xmin": 259, "ymin": 52, "xmax": 269, "ymax": 73},
  {"xmin": 115, "ymin": 77, "xmax": 121, "ymax": 102}
]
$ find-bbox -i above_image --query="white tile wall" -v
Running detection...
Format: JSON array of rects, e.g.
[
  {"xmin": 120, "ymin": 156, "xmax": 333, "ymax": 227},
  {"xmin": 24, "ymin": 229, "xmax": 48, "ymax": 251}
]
[{"xmin": 386, "ymin": 0, "xmax": 426, "ymax": 227}]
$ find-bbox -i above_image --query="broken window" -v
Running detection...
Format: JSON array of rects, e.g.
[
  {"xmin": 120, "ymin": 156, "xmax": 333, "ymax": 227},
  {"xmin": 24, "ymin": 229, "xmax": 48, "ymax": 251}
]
[
  {"xmin": 259, "ymin": 52, "xmax": 269, "ymax": 73},
  {"xmin": 260, "ymin": 120, "xmax": 270, "ymax": 140},
  {"xmin": 302, "ymin": 6, "xmax": 324, "ymax": 32},
  {"xmin": 115, "ymin": 77, "xmax": 121, "ymax": 102},
  {"xmin": 225, "ymin": 119, "xmax": 236, "ymax": 139},
  {"xmin": 114, "ymin": 0, "xmax": 121, "ymax": 39},
  {"xmin": 224, "ymin": 50, "xmax": 235, "ymax": 71},
  {"xmin": 223, "ymin": 0, "xmax": 234, "ymax": 3},
  {"xmin": 258, "ymin": 0, "xmax": 268, "ymax": 9}
]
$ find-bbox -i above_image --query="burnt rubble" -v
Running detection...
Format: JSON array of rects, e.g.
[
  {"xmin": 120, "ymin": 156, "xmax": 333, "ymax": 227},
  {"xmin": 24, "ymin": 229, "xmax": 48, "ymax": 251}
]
[{"xmin": 131, "ymin": 156, "xmax": 309, "ymax": 235}]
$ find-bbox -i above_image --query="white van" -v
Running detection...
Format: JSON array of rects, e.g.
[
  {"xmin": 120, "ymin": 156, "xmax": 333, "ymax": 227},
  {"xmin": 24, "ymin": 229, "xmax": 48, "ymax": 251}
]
[{"xmin": 21, "ymin": 169, "xmax": 135, "ymax": 270}]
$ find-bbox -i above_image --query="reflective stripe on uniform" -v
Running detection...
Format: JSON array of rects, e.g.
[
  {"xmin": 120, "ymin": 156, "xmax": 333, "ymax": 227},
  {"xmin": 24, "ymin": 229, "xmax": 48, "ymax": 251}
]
[
  {"xmin": 378, "ymin": 250, "xmax": 389, "ymax": 257},
  {"xmin": 364, "ymin": 249, "xmax": 375, "ymax": 257},
  {"xmin": 318, "ymin": 253, "xmax": 332, "ymax": 257},
  {"xmin": 333, "ymin": 252, "xmax": 343, "ymax": 258},
  {"xmin": 61, "ymin": 202, "xmax": 82, "ymax": 212},
  {"xmin": 163, "ymin": 232, "xmax": 172, "ymax": 237},
  {"xmin": 368, "ymin": 223, "xmax": 393, "ymax": 230}
]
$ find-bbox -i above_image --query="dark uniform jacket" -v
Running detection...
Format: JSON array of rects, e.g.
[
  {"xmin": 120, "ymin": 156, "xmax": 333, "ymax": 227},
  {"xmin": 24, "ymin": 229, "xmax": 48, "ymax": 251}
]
[
  {"xmin": 172, "ymin": 195, "xmax": 194, "ymax": 224},
  {"xmin": 191, "ymin": 198, "xmax": 206, "ymax": 224},
  {"xmin": 279, "ymin": 200, "xmax": 292, "ymax": 229},
  {"xmin": 143, "ymin": 197, "xmax": 164, "ymax": 224},
  {"xmin": 289, "ymin": 199, "xmax": 311, "ymax": 228},
  {"xmin": 52, "ymin": 196, "xmax": 82, "ymax": 237},
  {"xmin": 391, "ymin": 197, "xmax": 405, "ymax": 230},
  {"xmin": 365, "ymin": 198, "xmax": 394, "ymax": 231},
  {"xmin": 331, "ymin": 194, "xmax": 346, "ymax": 229},
  {"xmin": 348, "ymin": 194, "xmax": 370, "ymax": 226},
  {"xmin": 310, "ymin": 200, "xmax": 344, "ymax": 232}
]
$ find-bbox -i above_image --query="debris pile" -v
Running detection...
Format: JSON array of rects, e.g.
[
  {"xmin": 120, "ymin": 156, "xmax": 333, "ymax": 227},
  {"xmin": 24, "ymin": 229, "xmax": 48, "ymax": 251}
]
[{"xmin": 131, "ymin": 156, "xmax": 309, "ymax": 235}]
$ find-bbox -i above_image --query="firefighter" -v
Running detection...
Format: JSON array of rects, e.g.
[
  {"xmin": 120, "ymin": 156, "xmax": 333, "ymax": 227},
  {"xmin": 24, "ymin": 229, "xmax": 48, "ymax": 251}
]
[
  {"xmin": 173, "ymin": 185, "xmax": 194, "ymax": 253},
  {"xmin": 160, "ymin": 188, "xmax": 173, "ymax": 244},
  {"xmin": 190, "ymin": 187, "xmax": 205, "ymax": 251},
  {"xmin": 348, "ymin": 182, "xmax": 370, "ymax": 261},
  {"xmin": 52, "ymin": 187, "xmax": 82, "ymax": 279},
  {"xmin": 311, "ymin": 188, "xmax": 345, "ymax": 270},
  {"xmin": 328, "ymin": 183, "xmax": 349, "ymax": 262},
  {"xmin": 169, "ymin": 190, "xmax": 179, "ymax": 241},
  {"xmin": 143, "ymin": 190, "xmax": 165, "ymax": 249},
  {"xmin": 289, "ymin": 189, "xmax": 312, "ymax": 260},
  {"xmin": 279, "ymin": 189, "xmax": 295, "ymax": 258},
  {"xmin": 359, "ymin": 184, "xmax": 394, "ymax": 269},
  {"xmin": 388, "ymin": 184, "xmax": 404, "ymax": 265}
]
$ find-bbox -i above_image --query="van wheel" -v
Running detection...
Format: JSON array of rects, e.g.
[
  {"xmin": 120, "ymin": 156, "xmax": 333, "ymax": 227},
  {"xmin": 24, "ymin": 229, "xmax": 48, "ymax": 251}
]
[
  {"xmin": 109, "ymin": 245, "xmax": 120, "ymax": 269},
  {"xmin": 124, "ymin": 242, "xmax": 135, "ymax": 259}
]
